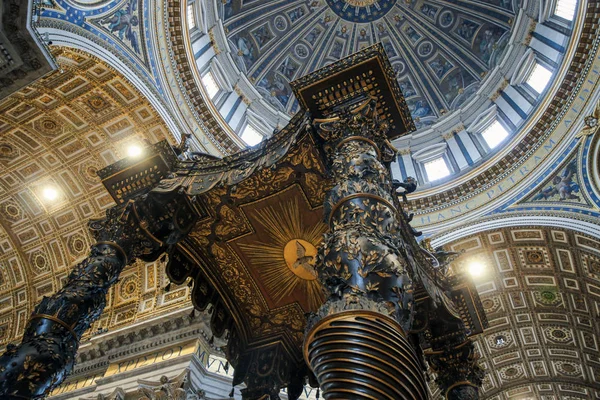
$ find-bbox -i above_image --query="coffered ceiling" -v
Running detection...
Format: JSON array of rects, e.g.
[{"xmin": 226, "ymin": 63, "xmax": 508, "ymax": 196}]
[
  {"xmin": 443, "ymin": 226, "xmax": 600, "ymax": 399},
  {"xmin": 0, "ymin": 48, "xmax": 191, "ymax": 348}
]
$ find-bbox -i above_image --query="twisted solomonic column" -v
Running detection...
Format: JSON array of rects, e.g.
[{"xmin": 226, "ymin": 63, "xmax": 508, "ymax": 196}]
[
  {"xmin": 0, "ymin": 185, "xmax": 197, "ymax": 399},
  {"xmin": 425, "ymin": 338, "xmax": 485, "ymax": 400},
  {"xmin": 304, "ymin": 99, "xmax": 428, "ymax": 400}
]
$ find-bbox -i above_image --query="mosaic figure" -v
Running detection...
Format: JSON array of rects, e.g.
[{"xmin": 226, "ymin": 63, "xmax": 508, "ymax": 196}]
[
  {"xmin": 440, "ymin": 12, "xmax": 454, "ymax": 27},
  {"xmin": 532, "ymin": 160, "xmax": 581, "ymax": 202},
  {"xmin": 275, "ymin": 16, "xmax": 287, "ymax": 31},
  {"xmin": 441, "ymin": 69, "xmax": 476, "ymax": 105},
  {"xmin": 393, "ymin": 62, "xmax": 405, "ymax": 76},
  {"xmin": 278, "ymin": 57, "xmax": 300, "ymax": 80},
  {"xmin": 306, "ymin": 27, "xmax": 322, "ymax": 45},
  {"xmin": 288, "ymin": 7, "xmax": 305, "ymax": 23},
  {"xmin": 330, "ymin": 41, "xmax": 343, "ymax": 59},
  {"xmin": 404, "ymin": 26, "xmax": 421, "ymax": 44},
  {"xmin": 222, "ymin": 0, "xmax": 235, "ymax": 19},
  {"xmin": 456, "ymin": 19, "xmax": 479, "ymax": 42},
  {"xmin": 475, "ymin": 26, "xmax": 507, "ymax": 64},
  {"xmin": 576, "ymin": 99, "xmax": 600, "ymax": 139},
  {"xmin": 418, "ymin": 41, "xmax": 433, "ymax": 57},
  {"xmin": 399, "ymin": 79, "xmax": 417, "ymax": 97},
  {"xmin": 383, "ymin": 41, "xmax": 397, "ymax": 57},
  {"xmin": 429, "ymin": 56, "xmax": 454, "ymax": 79},
  {"xmin": 236, "ymin": 35, "xmax": 256, "ymax": 69},
  {"xmin": 408, "ymin": 99, "xmax": 432, "ymax": 118},
  {"xmin": 258, "ymin": 72, "xmax": 291, "ymax": 109},
  {"xmin": 483, "ymin": 0, "xmax": 513, "ymax": 10},
  {"xmin": 420, "ymin": 4, "xmax": 438, "ymax": 19},
  {"xmin": 102, "ymin": 0, "xmax": 140, "ymax": 53},
  {"xmin": 252, "ymin": 25, "xmax": 274, "ymax": 48}
]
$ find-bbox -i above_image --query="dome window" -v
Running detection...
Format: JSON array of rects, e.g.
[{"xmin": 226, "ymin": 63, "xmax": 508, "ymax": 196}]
[
  {"xmin": 526, "ymin": 63, "xmax": 553, "ymax": 95},
  {"xmin": 424, "ymin": 158, "xmax": 450, "ymax": 182},
  {"xmin": 201, "ymin": 71, "xmax": 219, "ymax": 99},
  {"xmin": 187, "ymin": 3, "xmax": 196, "ymax": 29},
  {"xmin": 241, "ymin": 124, "xmax": 263, "ymax": 146},
  {"xmin": 554, "ymin": 0, "xmax": 577, "ymax": 20},
  {"xmin": 481, "ymin": 120, "xmax": 509, "ymax": 149}
]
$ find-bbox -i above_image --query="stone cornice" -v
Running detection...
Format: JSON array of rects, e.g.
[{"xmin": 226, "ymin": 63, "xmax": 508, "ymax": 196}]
[
  {"xmin": 72, "ymin": 310, "xmax": 220, "ymax": 378},
  {"xmin": 164, "ymin": 0, "xmax": 241, "ymax": 155}
]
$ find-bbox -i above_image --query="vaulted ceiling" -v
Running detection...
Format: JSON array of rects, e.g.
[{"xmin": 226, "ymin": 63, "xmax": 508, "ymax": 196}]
[
  {"xmin": 442, "ymin": 226, "xmax": 600, "ymax": 399},
  {"xmin": 0, "ymin": 48, "xmax": 191, "ymax": 347},
  {"xmin": 221, "ymin": 0, "xmax": 514, "ymax": 125}
]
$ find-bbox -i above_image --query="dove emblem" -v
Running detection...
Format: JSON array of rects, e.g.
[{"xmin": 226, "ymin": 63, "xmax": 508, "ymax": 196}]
[
  {"xmin": 283, "ymin": 239, "xmax": 318, "ymax": 280},
  {"xmin": 294, "ymin": 241, "xmax": 314, "ymax": 269}
]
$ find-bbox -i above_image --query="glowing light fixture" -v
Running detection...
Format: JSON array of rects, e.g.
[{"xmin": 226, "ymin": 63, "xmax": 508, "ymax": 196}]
[
  {"xmin": 127, "ymin": 144, "xmax": 143, "ymax": 158},
  {"xmin": 42, "ymin": 186, "xmax": 59, "ymax": 201},
  {"xmin": 468, "ymin": 262, "xmax": 485, "ymax": 277}
]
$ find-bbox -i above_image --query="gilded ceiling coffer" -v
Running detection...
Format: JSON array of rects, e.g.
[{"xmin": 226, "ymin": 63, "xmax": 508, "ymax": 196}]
[{"xmin": 0, "ymin": 143, "xmax": 197, "ymax": 399}]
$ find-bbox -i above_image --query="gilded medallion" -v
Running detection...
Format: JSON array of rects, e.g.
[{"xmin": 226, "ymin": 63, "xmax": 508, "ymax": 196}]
[{"xmin": 235, "ymin": 193, "xmax": 327, "ymax": 311}]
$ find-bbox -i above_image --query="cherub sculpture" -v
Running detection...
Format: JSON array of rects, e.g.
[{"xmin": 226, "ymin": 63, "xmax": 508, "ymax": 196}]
[
  {"xmin": 576, "ymin": 99, "xmax": 600, "ymax": 139},
  {"xmin": 394, "ymin": 176, "xmax": 417, "ymax": 202}
]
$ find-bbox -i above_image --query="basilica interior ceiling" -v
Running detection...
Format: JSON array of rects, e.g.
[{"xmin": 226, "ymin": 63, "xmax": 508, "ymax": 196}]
[
  {"xmin": 0, "ymin": 0, "xmax": 600, "ymax": 399},
  {"xmin": 28, "ymin": 0, "xmax": 600, "ymax": 234},
  {"xmin": 0, "ymin": 48, "xmax": 192, "ymax": 348}
]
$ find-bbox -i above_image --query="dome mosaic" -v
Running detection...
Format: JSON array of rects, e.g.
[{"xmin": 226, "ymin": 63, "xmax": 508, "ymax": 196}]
[{"xmin": 220, "ymin": 0, "xmax": 516, "ymax": 129}]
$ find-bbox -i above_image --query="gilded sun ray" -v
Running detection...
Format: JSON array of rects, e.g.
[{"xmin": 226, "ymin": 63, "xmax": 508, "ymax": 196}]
[{"xmin": 236, "ymin": 197, "xmax": 327, "ymax": 312}]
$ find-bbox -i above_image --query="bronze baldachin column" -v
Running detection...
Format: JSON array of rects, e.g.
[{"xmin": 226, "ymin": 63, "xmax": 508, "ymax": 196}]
[
  {"xmin": 0, "ymin": 185, "xmax": 196, "ymax": 399},
  {"xmin": 304, "ymin": 99, "xmax": 428, "ymax": 399}
]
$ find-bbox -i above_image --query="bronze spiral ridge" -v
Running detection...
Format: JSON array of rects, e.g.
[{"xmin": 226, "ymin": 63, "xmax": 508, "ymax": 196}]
[
  {"xmin": 29, "ymin": 314, "xmax": 78, "ymax": 340},
  {"xmin": 304, "ymin": 310, "xmax": 428, "ymax": 399}
]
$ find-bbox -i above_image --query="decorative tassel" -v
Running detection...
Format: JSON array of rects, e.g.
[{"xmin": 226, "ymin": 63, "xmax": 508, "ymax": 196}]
[
  {"xmin": 224, "ymin": 361, "xmax": 229, "ymax": 372},
  {"xmin": 209, "ymin": 335, "xmax": 214, "ymax": 345},
  {"xmin": 316, "ymin": 388, "xmax": 320, "ymax": 399},
  {"xmin": 164, "ymin": 282, "xmax": 171, "ymax": 292},
  {"xmin": 229, "ymin": 388, "xmax": 234, "ymax": 397}
]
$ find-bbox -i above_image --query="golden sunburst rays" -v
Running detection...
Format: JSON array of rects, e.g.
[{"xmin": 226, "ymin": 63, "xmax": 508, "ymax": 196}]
[{"xmin": 237, "ymin": 198, "xmax": 327, "ymax": 312}]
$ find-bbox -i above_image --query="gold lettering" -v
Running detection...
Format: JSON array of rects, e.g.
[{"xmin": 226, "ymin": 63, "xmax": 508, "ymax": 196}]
[
  {"xmin": 136, "ymin": 355, "xmax": 149, "ymax": 369},
  {"xmin": 161, "ymin": 348, "xmax": 174, "ymax": 360}
]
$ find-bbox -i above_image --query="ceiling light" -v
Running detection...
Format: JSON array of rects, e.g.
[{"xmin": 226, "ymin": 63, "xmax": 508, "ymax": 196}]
[
  {"xmin": 127, "ymin": 144, "xmax": 143, "ymax": 158},
  {"xmin": 468, "ymin": 262, "xmax": 485, "ymax": 277},
  {"xmin": 42, "ymin": 186, "xmax": 59, "ymax": 201}
]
